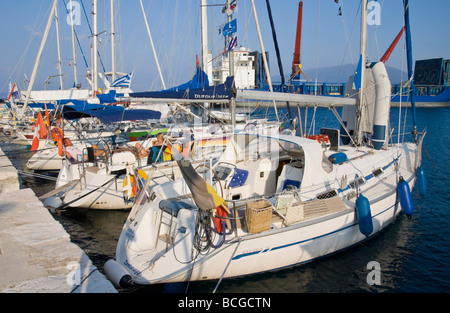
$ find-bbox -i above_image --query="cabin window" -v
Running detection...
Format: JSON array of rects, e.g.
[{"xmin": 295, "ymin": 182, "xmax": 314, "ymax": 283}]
[
  {"xmin": 372, "ymin": 168, "xmax": 383, "ymax": 177},
  {"xmin": 316, "ymin": 189, "xmax": 337, "ymax": 200},
  {"xmin": 349, "ymin": 177, "xmax": 365, "ymax": 189}
]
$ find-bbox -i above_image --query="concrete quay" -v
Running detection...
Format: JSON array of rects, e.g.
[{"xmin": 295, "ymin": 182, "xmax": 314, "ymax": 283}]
[{"xmin": 0, "ymin": 147, "xmax": 117, "ymax": 293}]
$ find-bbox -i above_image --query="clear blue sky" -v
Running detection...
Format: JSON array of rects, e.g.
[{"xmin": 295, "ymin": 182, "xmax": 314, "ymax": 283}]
[{"xmin": 1, "ymin": 0, "xmax": 449, "ymax": 98}]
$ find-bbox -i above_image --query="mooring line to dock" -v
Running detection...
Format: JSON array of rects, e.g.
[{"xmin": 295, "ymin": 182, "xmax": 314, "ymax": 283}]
[
  {"xmin": 212, "ymin": 237, "xmax": 243, "ymax": 293},
  {"xmin": 0, "ymin": 146, "xmax": 58, "ymax": 157},
  {"xmin": 16, "ymin": 169, "xmax": 59, "ymax": 181}
]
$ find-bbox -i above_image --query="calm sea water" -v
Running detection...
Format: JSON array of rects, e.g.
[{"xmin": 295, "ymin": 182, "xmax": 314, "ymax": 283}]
[{"xmin": 2, "ymin": 106, "xmax": 449, "ymax": 293}]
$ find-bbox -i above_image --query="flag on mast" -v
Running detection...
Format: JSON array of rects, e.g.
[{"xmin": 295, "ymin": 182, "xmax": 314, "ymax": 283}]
[
  {"xmin": 111, "ymin": 73, "xmax": 132, "ymax": 88},
  {"xmin": 227, "ymin": 36, "xmax": 238, "ymax": 52},
  {"xmin": 7, "ymin": 82, "xmax": 19, "ymax": 102},
  {"xmin": 222, "ymin": 19, "xmax": 237, "ymax": 36},
  {"xmin": 31, "ymin": 112, "xmax": 48, "ymax": 151}
]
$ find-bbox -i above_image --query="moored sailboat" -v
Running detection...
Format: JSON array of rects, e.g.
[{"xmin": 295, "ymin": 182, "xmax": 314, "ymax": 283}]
[{"xmin": 104, "ymin": 0, "xmax": 426, "ymax": 288}]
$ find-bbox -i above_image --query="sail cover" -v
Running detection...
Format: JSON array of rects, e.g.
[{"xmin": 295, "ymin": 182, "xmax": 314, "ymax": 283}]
[
  {"xmin": 130, "ymin": 73, "xmax": 235, "ymax": 101},
  {"xmin": 61, "ymin": 102, "xmax": 161, "ymax": 123},
  {"xmin": 164, "ymin": 67, "xmax": 209, "ymax": 92}
]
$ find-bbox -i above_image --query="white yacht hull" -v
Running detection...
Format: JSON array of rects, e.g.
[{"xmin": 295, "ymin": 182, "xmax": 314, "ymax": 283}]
[{"xmin": 110, "ymin": 138, "xmax": 420, "ymax": 286}]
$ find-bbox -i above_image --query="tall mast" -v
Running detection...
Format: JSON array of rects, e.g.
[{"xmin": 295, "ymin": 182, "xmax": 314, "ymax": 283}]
[
  {"xmin": 201, "ymin": 0, "xmax": 209, "ymax": 78},
  {"xmin": 111, "ymin": 0, "xmax": 116, "ymax": 82},
  {"xmin": 139, "ymin": 0, "xmax": 166, "ymax": 89},
  {"xmin": 403, "ymin": 0, "xmax": 417, "ymax": 140},
  {"xmin": 250, "ymin": 0, "xmax": 279, "ymax": 122},
  {"xmin": 200, "ymin": 0, "xmax": 210, "ymax": 124},
  {"xmin": 22, "ymin": 0, "xmax": 58, "ymax": 114},
  {"xmin": 266, "ymin": 0, "xmax": 291, "ymax": 119},
  {"xmin": 92, "ymin": 0, "xmax": 99, "ymax": 95},
  {"xmin": 69, "ymin": 0, "xmax": 78, "ymax": 86},
  {"xmin": 226, "ymin": 0, "xmax": 234, "ymax": 78},
  {"xmin": 55, "ymin": 4, "xmax": 64, "ymax": 89},
  {"xmin": 356, "ymin": 0, "xmax": 368, "ymax": 145}
]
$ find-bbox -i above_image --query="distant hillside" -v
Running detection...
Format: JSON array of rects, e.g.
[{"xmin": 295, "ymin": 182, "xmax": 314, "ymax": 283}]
[{"xmin": 273, "ymin": 64, "xmax": 408, "ymax": 84}]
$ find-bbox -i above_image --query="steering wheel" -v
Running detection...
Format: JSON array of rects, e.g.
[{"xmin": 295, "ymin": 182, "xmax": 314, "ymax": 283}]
[{"xmin": 194, "ymin": 164, "xmax": 224, "ymax": 198}]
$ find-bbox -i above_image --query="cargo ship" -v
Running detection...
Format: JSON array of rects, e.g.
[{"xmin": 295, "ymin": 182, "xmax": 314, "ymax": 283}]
[
  {"xmin": 268, "ymin": 58, "xmax": 450, "ymax": 107},
  {"xmin": 390, "ymin": 58, "xmax": 450, "ymax": 107},
  {"xmin": 208, "ymin": 2, "xmax": 449, "ymax": 107}
]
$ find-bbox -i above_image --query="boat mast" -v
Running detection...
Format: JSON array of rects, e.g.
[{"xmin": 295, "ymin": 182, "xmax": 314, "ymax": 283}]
[
  {"xmin": 403, "ymin": 0, "xmax": 418, "ymax": 140},
  {"xmin": 110, "ymin": 0, "xmax": 116, "ymax": 82},
  {"xmin": 69, "ymin": 0, "xmax": 78, "ymax": 86},
  {"xmin": 139, "ymin": 0, "xmax": 166, "ymax": 89},
  {"xmin": 225, "ymin": 0, "xmax": 234, "ymax": 78},
  {"xmin": 22, "ymin": 0, "xmax": 58, "ymax": 114},
  {"xmin": 200, "ymin": 0, "xmax": 211, "ymax": 125},
  {"xmin": 356, "ymin": 0, "xmax": 368, "ymax": 146},
  {"xmin": 93, "ymin": 0, "xmax": 99, "ymax": 95},
  {"xmin": 219, "ymin": 0, "xmax": 237, "ymax": 129},
  {"xmin": 55, "ymin": 3, "xmax": 64, "ymax": 89},
  {"xmin": 265, "ymin": 0, "xmax": 291, "ymax": 119},
  {"xmin": 201, "ymin": 0, "xmax": 211, "ymax": 83},
  {"xmin": 250, "ymin": 0, "xmax": 279, "ymax": 122}
]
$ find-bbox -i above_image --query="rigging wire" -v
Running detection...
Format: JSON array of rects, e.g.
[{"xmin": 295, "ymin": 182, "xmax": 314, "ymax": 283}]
[
  {"xmin": 314, "ymin": 0, "xmax": 321, "ymax": 95},
  {"xmin": 337, "ymin": 0, "xmax": 360, "ymax": 82},
  {"xmin": 1, "ymin": 1, "xmax": 49, "ymax": 94}
]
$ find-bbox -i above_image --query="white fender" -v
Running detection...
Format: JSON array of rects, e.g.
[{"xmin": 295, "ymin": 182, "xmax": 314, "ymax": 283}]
[
  {"xmin": 43, "ymin": 196, "xmax": 63, "ymax": 212},
  {"xmin": 371, "ymin": 62, "xmax": 391, "ymax": 150},
  {"xmin": 104, "ymin": 259, "xmax": 133, "ymax": 288}
]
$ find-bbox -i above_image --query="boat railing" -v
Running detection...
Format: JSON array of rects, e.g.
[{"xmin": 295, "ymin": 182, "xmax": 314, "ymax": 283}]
[
  {"xmin": 76, "ymin": 144, "xmax": 143, "ymax": 177},
  {"xmin": 391, "ymin": 84, "xmax": 446, "ymax": 97},
  {"xmin": 264, "ymin": 82, "xmax": 346, "ymax": 97},
  {"xmin": 223, "ymin": 188, "xmax": 350, "ymax": 235}
]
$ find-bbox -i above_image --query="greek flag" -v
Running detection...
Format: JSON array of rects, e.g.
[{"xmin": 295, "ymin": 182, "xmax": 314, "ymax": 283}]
[{"xmin": 111, "ymin": 73, "xmax": 132, "ymax": 88}]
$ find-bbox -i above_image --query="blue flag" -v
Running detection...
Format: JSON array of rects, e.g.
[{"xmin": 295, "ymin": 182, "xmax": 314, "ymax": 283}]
[{"xmin": 223, "ymin": 19, "xmax": 237, "ymax": 36}]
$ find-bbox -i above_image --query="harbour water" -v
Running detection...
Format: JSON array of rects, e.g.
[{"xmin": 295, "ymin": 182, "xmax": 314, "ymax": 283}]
[{"xmin": 1, "ymin": 106, "xmax": 449, "ymax": 293}]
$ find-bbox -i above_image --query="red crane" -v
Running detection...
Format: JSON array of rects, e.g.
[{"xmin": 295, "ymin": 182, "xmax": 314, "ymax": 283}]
[
  {"xmin": 380, "ymin": 27, "xmax": 406, "ymax": 63},
  {"xmin": 292, "ymin": 1, "xmax": 303, "ymax": 78},
  {"xmin": 291, "ymin": 1, "xmax": 310, "ymax": 81}
]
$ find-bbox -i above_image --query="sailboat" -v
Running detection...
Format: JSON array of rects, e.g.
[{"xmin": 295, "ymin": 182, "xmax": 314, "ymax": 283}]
[{"xmin": 104, "ymin": 0, "xmax": 426, "ymax": 288}]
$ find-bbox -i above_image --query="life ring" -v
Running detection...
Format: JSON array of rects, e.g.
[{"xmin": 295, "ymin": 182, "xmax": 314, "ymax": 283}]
[
  {"xmin": 213, "ymin": 204, "xmax": 228, "ymax": 233},
  {"xmin": 50, "ymin": 127, "xmax": 63, "ymax": 142}
]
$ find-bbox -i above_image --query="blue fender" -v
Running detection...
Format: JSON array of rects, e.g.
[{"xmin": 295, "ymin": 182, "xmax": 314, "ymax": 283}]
[
  {"xmin": 416, "ymin": 166, "xmax": 427, "ymax": 196},
  {"xmin": 356, "ymin": 194, "xmax": 373, "ymax": 237},
  {"xmin": 398, "ymin": 177, "xmax": 414, "ymax": 218}
]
